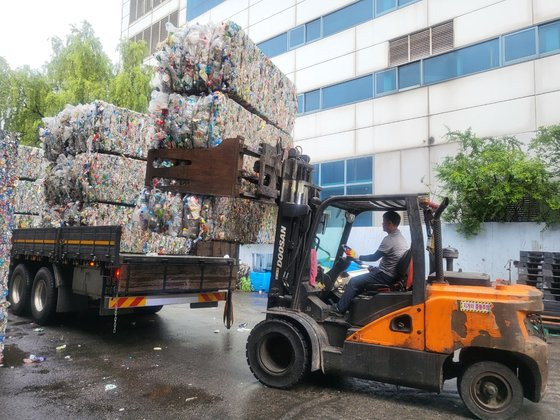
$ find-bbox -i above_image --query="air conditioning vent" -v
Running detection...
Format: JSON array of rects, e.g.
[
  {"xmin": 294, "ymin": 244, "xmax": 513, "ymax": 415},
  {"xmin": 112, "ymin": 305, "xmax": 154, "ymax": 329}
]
[
  {"xmin": 432, "ymin": 21, "xmax": 454, "ymax": 55},
  {"xmin": 410, "ymin": 29, "xmax": 431, "ymax": 61},
  {"xmin": 389, "ymin": 36, "xmax": 410, "ymax": 66}
]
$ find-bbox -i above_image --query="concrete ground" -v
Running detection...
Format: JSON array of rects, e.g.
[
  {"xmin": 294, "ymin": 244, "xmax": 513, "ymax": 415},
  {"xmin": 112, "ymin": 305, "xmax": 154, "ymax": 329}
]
[{"xmin": 0, "ymin": 292, "xmax": 558, "ymax": 420}]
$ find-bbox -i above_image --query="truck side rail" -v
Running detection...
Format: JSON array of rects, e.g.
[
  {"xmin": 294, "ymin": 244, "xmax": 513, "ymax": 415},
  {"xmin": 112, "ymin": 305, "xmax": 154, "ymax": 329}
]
[{"xmin": 11, "ymin": 226, "xmax": 121, "ymax": 264}]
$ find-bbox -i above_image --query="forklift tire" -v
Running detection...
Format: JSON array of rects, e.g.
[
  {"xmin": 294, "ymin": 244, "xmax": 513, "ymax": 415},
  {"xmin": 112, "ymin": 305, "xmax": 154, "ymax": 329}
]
[
  {"xmin": 458, "ymin": 361, "xmax": 523, "ymax": 420},
  {"xmin": 246, "ymin": 318, "xmax": 310, "ymax": 389},
  {"xmin": 8, "ymin": 264, "xmax": 33, "ymax": 315},
  {"xmin": 30, "ymin": 267, "xmax": 58, "ymax": 326}
]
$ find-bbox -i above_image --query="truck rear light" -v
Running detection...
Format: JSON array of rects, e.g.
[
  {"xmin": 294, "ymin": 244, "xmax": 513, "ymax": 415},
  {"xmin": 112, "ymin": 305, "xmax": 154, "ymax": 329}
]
[{"xmin": 114, "ymin": 268, "xmax": 121, "ymax": 280}]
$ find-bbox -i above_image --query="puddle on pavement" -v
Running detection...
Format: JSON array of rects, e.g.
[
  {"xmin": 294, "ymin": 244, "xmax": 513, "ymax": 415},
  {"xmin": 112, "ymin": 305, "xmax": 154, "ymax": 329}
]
[
  {"xmin": 143, "ymin": 383, "xmax": 221, "ymax": 408},
  {"xmin": 1, "ymin": 344, "xmax": 26, "ymax": 368}
]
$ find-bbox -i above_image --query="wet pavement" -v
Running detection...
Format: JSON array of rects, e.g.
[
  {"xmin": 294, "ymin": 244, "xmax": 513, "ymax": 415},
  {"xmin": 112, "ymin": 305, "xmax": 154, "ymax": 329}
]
[{"xmin": 1, "ymin": 291, "xmax": 559, "ymax": 420}]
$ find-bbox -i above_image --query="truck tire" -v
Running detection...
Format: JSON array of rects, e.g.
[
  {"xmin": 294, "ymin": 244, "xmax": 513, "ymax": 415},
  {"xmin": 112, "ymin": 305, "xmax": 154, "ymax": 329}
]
[
  {"xmin": 458, "ymin": 361, "xmax": 523, "ymax": 420},
  {"xmin": 30, "ymin": 267, "xmax": 58, "ymax": 325},
  {"xmin": 134, "ymin": 305, "xmax": 163, "ymax": 315},
  {"xmin": 246, "ymin": 318, "xmax": 310, "ymax": 389},
  {"xmin": 8, "ymin": 264, "xmax": 33, "ymax": 315}
]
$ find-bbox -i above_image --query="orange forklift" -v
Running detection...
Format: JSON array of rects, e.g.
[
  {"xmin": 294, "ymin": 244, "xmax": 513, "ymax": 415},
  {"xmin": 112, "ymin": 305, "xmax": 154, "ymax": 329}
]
[{"xmin": 245, "ymin": 148, "xmax": 549, "ymax": 420}]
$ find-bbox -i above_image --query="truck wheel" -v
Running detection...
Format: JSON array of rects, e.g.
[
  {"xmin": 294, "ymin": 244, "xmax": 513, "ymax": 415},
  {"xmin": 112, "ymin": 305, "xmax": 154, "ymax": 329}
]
[
  {"xmin": 246, "ymin": 318, "xmax": 309, "ymax": 389},
  {"xmin": 8, "ymin": 264, "xmax": 33, "ymax": 315},
  {"xmin": 134, "ymin": 305, "xmax": 163, "ymax": 315},
  {"xmin": 30, "ymin": 267, "xmax": 58, "ymax": 325},
  {"xmin": 458, "ymin": 361, "xmax": 523, "ymax": 420}
]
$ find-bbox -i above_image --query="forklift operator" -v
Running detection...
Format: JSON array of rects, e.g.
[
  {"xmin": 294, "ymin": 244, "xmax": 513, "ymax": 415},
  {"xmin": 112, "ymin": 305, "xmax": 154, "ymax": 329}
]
[{"xmin": 332, "ymin": 211, "xmax": 409, "ymax": 315}]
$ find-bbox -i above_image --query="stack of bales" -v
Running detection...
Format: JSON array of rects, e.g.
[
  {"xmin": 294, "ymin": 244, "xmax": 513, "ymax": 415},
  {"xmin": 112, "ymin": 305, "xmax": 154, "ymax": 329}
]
[
  {"xmin": 0, "ymin": 131, "xmax": 18, "ymax": 362},
  {"xmin": 13, "ymin": 146, "xmax": 48, "ymax": 229},
  {"xmin": 39, "ymin": 101, "xmax": 187, "ymax": 253},
  {"xmin": 141, "ymin": 20, "xmax": 297, "ymax": 246}
]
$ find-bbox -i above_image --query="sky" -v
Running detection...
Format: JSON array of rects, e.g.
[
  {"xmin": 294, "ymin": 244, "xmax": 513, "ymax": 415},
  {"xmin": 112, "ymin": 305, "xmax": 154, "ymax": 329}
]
[{"xmin": 0, "ymin": 0, "xmax": 123, "ymax": 70}]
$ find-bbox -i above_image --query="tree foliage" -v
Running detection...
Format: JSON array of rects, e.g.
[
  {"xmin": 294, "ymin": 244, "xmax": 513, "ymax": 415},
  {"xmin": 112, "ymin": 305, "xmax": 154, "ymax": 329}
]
[
  {"xmin": 109, "ymin": 40, "xmax": 152, "ymax": 113},
  {"xmin": 530, "ymin": 124, "xmax": 560, "ymax": 177},
  {"xmin": 0, "ymin": 21, "xmax": 151, "ymax": 145},
  {"xmin": 435, "ymin": 130, "xmax": 560, "ymax": 237}
]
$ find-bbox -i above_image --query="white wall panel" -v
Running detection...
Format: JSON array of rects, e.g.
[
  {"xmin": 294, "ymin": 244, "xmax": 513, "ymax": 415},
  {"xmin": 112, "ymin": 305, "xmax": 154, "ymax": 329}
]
[
  {"xmin": 295, "ymin": 29, "xmax": 355, "ymax": 70},
  {"xmin": 428, "ymin": 62, "xmax": 535, "ymax": 115},
  {"xmin": 356, "ymin": 42, "xmax": 388, "ymax": 76},
  {"xmin": 371, "ymin": 118, "xmax": 429, "ymax": 152},
  {"xmin": 295, "ymin": 54, "xmax": 355, "ymax": 92},
  {"xmin": 249, "ymin": 0, "xmax": 294, "ymax": 26},
  {"xmin": 373, "ymin": 88, "xmax": 429, "ymax": 125},
  {"xmin": 428, "ymin": 142, "xmax": 461, "ymax": 188},
  {"xmin": 356, "ymin": 20, "xmax": 376, "ymax": 51},
  {"xmin": 427, "ymin": 0, "xmax": 503, "ymax": 27},
  {"xmin": 296, "ymin": 0, "xmax": 355, "ymax": 26},
  {"xmin": 356, "ymin": 101, "xmax": 374, "ymax": 129},
  {"xmin": 230, "ymin": 9, "xmax": 249, "ymax": 28},
  {"xmin": 454, "ymin": 0, "xmax": 533, "ymax": 47},
  {"xmin": 536, "ymin": 91, "xmax": 560, "ymax": 127},
  {"xmin": 356, "ymin": 126, "xmax": 375, "ymax": 155},
  {"xmin": 401, "ymin": 148, "xmax": 430, "ymax": 193},
  {"xmin": 373, "ymin": 151, "xmax": 401, "ymax": 195},
  {"xmin": 535, "ymin": 54, "xmax": 560, "ymax": 94},
  {"xmin": 190, "ymin": 10, "xmax": 212, "ymax": 24},
  {"xmin": 429, "ymin": 97, "xmax": 536, "ymax": 142},
  {"xmin": 296, "ymin": 131, "xmax": 355, "ymax": 162},
  {"xmin": 533, "ymin": 0, "xmax": 560, "ymax": 24},
  {"xmin": 248, "ymin": 8, "xmax": 296, "ymax": 43},
  {"xmin": 316, "ymin": 105, "xmax": 356, "ymax": 137},
  {"xmin": 293, "ymin": 114, "xmax": 318, "ymax": 141},
  {"xmin": 271, "ymin": 51, "xmax": 296, "ymax": 75},
  {"xmin": 210, "ymin": 0, "xmax": 248, "ymax": 23}
]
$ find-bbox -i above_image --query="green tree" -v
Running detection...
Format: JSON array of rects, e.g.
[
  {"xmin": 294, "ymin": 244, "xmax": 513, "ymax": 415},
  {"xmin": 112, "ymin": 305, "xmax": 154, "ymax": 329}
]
[
  {"xmin": 109, "ymin": 40, "xmax": 152, "ymax": 112},
  {"xmin": 2, "ymin": 66, "xmax": 50, "ymax": 145},
  {"xmin": 0, "ymin": 57, "xmax": 11, "ymax": 126},
  {"xmin": 45, "ymin": 21, "xmax": 113, "ymax": 114},
  {"xmin": 435, "ymin": 129, "xmax": 560, "ymax": 237},
  {"xmin": 530, "ymin": 125, "xmax": 560, "ymax": 177}
]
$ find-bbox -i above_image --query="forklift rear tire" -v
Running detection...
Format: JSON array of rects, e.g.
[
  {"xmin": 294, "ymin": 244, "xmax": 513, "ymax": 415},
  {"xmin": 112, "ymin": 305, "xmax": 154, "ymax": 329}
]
[
  {"xmin": 458, "ymin": 361, "xmax": 523, "ymax": 420},
  {"xmin": 8, "ymin": 264, "xmax": 33, "ymax": 315},
  {"xmin": 30, "ymin": 267, "xmax": 58, "ymax": 325},
  {"xmin": 246, "ymin": 318, "xmax": 310, "ymax": 389}
]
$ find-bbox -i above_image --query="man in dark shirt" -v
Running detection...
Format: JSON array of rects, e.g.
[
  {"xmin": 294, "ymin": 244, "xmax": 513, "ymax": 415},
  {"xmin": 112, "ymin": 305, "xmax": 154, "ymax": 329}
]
[{"xmin": 332, "ymin": 211, "xmax": 409, "ymax": 315}]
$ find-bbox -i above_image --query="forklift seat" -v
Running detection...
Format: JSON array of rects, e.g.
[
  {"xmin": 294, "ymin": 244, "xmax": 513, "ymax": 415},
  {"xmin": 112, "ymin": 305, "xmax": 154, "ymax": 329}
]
[{"xmin": 361, "ymin": 249, "xmax": 413, "ymax": 295}]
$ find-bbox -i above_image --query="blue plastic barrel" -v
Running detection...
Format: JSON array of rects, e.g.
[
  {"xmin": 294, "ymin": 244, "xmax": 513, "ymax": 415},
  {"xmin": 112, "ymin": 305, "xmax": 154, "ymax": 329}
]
[{"xmin": 250, "ymin": 271, "xmax": 272, "ymax": 292}]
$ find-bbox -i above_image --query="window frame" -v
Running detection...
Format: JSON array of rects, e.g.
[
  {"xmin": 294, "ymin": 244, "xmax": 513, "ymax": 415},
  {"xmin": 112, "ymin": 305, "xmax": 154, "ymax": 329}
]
[
  {"xmin": 289, "ymin": 25, "xmax": 306, "ymax": 50},
  {"xmin": 538, "ymin": 20, "xmax": 560, "ymax": 56},
  {"xmin": 375, "ymin": 0, "xmax": 397, "ymax": 17},
  {"xmin": 502, "ymin": 27, "xmax": 538, "ymax": 65}
]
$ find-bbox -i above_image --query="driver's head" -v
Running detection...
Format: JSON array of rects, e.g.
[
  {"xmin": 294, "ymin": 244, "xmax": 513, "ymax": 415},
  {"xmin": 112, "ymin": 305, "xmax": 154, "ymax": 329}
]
[{"xmin": 382, "ymin": 211, "xmax": 401, "ymax": 233}]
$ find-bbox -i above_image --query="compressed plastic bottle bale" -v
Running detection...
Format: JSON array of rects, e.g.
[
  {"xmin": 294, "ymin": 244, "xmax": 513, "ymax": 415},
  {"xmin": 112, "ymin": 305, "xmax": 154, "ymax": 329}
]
[
  {"xmin": 154, "ymin": 21, "xmax": 297, "ymax": 134},
  {"xmin": 132, "ymin": 188, "xmax": 187, "ymax": 237},
  {"xmin": 41, "ymin": 101, "xmax": 150, "ymax": 162},
  {"xmin": 13, "ymin": 214, "xmax": 43, "ymax": 229},
  {"xmin": 14, "ymin": 179, "xmax": 45, "ymax": 215},
  {"xmin": 120, "ymin": 224, "xmax": 193, "ymax": 255},
  {"xmin": 15, "ymin": 145, "xmax": 47, "ymax": 180},
  {"xmin": 45, "ymin": 153, "xmax": 146, "ymax": 206},
  {"xmin": 256, "ymin": 204, "xmax": 278, "ymax": 244}
]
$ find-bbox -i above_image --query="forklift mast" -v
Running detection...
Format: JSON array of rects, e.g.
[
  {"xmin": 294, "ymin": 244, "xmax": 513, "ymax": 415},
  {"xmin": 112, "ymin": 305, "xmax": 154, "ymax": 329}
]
[{"xmin": 267, "ymin": 148, "xmax": 319, "ymax": 309}]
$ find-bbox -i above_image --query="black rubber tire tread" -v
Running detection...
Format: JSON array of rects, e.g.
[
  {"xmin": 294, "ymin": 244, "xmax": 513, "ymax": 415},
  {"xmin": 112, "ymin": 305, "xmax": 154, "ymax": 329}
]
[
  {"xmin": 134, "ymin": 305, "xmax": 164, "ymax": 315},
  {"xmin": 30, "ymin": 267, "xmax": 58, "ymax": 325},
  {"xmin": 8, "ymin": 264, "xmax": 33, "ymax": 315},
  {"xmin": 246, "ymin": 318, "xmax": 310, "ymax": 389},
  {"xmin": 458, "ymin": 361, "xmax": 524, "ymax": 420}
]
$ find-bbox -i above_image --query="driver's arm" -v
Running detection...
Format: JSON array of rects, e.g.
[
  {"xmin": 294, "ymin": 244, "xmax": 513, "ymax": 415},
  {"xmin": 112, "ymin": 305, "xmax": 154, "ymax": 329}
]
[{"xmin": 360, "ymin": 250, "xmax": 385, "ymax": 262}]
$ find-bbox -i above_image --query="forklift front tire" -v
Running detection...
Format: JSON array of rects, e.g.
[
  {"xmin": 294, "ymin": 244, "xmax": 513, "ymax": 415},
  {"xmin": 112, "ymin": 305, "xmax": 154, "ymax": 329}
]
[
  {"xmin": 458, "ymin": 361, "xmax": 523, "ymax": 420},
  {"xmin": 246, "ymin": 318, "xmax": 310, "ymax": 389}
]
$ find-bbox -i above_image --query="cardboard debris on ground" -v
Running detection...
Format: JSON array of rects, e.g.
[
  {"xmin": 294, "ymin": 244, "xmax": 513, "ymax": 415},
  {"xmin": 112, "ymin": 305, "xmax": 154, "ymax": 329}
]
[
  {"xmin": 154, "ymin": 21, "xmax": 297, "ymax": 134},
  {"xmin": 41, "ymin": 101, "xmax": 149, "ymax": 161}
]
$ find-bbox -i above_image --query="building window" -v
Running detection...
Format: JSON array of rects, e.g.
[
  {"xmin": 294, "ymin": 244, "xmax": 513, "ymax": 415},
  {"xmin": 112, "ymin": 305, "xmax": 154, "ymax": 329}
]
[
  {"xmin": 504, "ymin": 28, "xmax": 537, "ymax": 63},
  {"xmin": 398, "ymin": 61, "xmax": 421, "ymax": 89},
  {"xmin": 257, "ymin": 0, "xmax": 419, "ymax": 58},
  {"xmin": 539, "ymin": 20, "xmax": 560, "ymax": 54},
  {"xmin": 258, "ymin": 33, "xmax": 288, "ymax": 58},
  {"xmin": 187, "ymin": 0, "xmax": 225, "ymax": 21},
  {"xmin": 314, "ymin": 157, "xmax": 374, "ymax": 227},
  {"xmin": 375, "ymin": 69, "xmax": 397, "ymax": 95},
  {"xmin": 322, "ymin": 75, "xmax": 373, "ymax": 110},
  {"xmin": 323, "ymin": 0, "xmax": 373, "ymax": 38},
  {"xmin": 304, "ymin": 90, "xmax": 321, "ymax": 113},
  {"xmin": 289, "ymin": 25, "xmax": 305, "ymax": 49},
  {"xmin": 296, "ymin": 19, "xmax": 560, "ymax": 116},
  {"xmin": 423, "ymin": 38, "xmax": 499, "ymax": 84},
  {"xmin": 375, "ymin": 0, "xmax": 397, "ymax": 16},
  {"xmin": 131, "ymin": 10, "xmax": 178, "ymax": 57}
]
